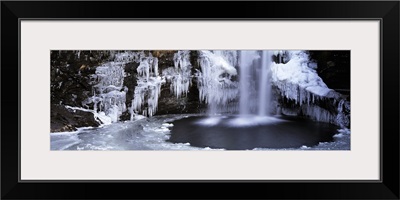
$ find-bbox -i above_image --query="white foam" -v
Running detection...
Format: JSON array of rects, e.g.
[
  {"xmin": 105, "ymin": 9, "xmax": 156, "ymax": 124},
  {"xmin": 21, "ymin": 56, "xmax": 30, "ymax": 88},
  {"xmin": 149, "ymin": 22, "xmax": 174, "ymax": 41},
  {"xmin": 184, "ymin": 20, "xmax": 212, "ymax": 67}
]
[
  {"xmin": 195, "ymin": 117, "xmax": 222, "ymax": 126},
  {"xmin": 226, "ymin": 115, "xmax": 284, "ymax": 127}
]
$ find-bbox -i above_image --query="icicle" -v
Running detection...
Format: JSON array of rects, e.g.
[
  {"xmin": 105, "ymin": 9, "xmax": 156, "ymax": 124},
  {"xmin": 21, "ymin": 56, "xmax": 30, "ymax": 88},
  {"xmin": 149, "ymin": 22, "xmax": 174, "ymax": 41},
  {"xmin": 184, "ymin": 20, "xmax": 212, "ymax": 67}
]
[
  {"xmin": 271, "ymin": 51, "xmax": 333, "ymax": 105},
  {"xmin": 301, "ymin": 105, "xmax": 334, "ymax": 124},
  {"xmin": 196, "ymin": 50, "xmax": 239, "ymax": 114},
  {"xmin": 163, "ymin": 51, "xmax": 192, "ymax": 99},
  {"xmin": 82, "ymin": 61, "xmax": 127, "ymax": 123},
  {"xmin": 131, "ymin": 52, "xmax": 166, "ymax": 117},
  {"xmin": 336, "ymin": 99, "xmax": 350, "ymax": 128}
]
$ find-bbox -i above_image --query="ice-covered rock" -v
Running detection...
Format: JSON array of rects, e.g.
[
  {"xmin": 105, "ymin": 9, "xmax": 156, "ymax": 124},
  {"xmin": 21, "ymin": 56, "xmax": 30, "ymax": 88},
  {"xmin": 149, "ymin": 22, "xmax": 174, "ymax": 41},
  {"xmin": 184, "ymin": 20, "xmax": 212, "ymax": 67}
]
[
  {"xmin": 131, "ymin": 53, "xmax": 166, "ymax": 118},
  {"xmin": 271, "ymin": 51, "xmax": 350, "ymax": 127},
  {"xmin": 82, "ymin": 62, "xmax": 127, "ymax": 124},
  {"xmin": 196, "ymin": 50, "xmax": 239, "ymax": 114},
  {"xmin": 162, "ymin": 50, "xmax": 192, "ymax": 98},
  {"xmin": 271, "ymin": 51, "xmax": 335, "ymax": 104}
]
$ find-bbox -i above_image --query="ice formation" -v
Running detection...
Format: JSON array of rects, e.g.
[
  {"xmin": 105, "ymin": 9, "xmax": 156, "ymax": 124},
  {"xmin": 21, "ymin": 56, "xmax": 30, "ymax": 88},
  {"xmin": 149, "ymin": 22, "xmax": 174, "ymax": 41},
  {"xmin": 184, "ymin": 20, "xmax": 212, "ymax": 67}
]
[
  {"xmin": 336, "ymin": 99, "xmax": 351, "ymax": 128},
  {"xmin": 78, "ymin": 51, "xmax": 150, "ymax": 124},
  {"xmin": 130, "ymin": 53, "xmax": 165, "ymax": 118},
  {"xmin": 196, "ymin": 50, "xmax": 239, "ymax": 114},
  {"xmin": 114, "ymin": 51, "xmax": 143, "ymax": 63},
  {"xmin": 82, "ymin": 62, "xmax": 127, "ymax": 124},
  {"xmin": 65, "ymin": 105, "xmax": 113, "ymax": 125},
  {"xmin": 297, "ymin": 99, "xmax": 350, "ymax": 127},
  {"xmin": 270, "ymin": 51, "xmax": 350, "ymax": 127},
  {"xmin": 270, "ymin": 51, "xmax": 335, "ymax": 105},
  {"xmin": 162, "ymin": 50, "xmax": 192, "ymax": 98},
  {"xmin": 300, "ymin": 105, "xmax": 336, "ymax": 124},
  {"xmin": 51, "ymin": 114, "xmax": 224, "ymax": 150}
]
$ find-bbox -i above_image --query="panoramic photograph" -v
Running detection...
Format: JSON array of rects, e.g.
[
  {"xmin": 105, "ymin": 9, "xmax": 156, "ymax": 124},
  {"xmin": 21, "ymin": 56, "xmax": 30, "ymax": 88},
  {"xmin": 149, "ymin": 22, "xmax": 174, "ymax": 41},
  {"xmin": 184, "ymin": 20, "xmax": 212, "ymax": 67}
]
[{"xmin": 50, "ymin": 50, "xmax": 350, "ymax": 150}]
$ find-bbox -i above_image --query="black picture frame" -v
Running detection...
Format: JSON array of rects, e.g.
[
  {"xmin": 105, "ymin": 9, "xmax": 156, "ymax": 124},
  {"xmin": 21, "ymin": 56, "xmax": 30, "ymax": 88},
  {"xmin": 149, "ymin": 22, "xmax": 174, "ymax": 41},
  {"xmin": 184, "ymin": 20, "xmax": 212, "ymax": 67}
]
[{"xmin": 1, "ymin": 1, "xmax": 399, "ymax": 199}]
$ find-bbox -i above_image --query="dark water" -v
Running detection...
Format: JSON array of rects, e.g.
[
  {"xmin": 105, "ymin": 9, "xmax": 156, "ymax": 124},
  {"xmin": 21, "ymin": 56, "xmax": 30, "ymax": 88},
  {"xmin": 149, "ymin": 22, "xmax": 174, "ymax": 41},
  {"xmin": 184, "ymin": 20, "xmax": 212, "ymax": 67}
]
[{"xmin": 168, "ymin": 116, "xmax": 339, "ymax": 150}]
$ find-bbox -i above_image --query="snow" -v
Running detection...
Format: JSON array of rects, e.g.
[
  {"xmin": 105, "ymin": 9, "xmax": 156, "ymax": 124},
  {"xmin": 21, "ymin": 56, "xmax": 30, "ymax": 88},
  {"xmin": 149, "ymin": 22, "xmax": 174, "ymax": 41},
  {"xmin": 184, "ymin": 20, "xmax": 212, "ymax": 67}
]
[
  {"xmin": 311, "ymin": 128, "xmax": 350, "ymax": 150},
  {"xmin": 270, "ymin": 51, "xmax": 333, "ymax": 104},
  {"xmin": 50, "ymin": 127, "xmax": 92, "ymax": 150},
  {"xmin": 270, "ymin": 51, "xmax": 350, "ymax": 127},
  {"xmin": 51, "ymin": 114, "xmax": 224, "ymax": 150},
  {"xmin": 65, "ymin": 106, "xmax": 112, "ymax": 125},
  {"xmin": 162, "ymin": 123, "xmax": 174, "ymax": 127},
  {"xmin": 207, "ymin": 50, "xmax": 238, "ymax": 75}
]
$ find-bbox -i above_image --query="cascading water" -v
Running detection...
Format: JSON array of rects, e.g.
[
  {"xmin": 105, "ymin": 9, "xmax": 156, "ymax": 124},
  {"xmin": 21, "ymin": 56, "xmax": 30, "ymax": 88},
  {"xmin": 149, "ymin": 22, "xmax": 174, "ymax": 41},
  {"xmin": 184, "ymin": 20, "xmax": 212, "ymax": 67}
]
[
  {"xmin": 258, "ymin": 51, "xmax": 272, "ymax": 116},
  {"xmin": 195, "ymin": 50, "xmax": 277, "ymax": 127},
  {"xmin": 238, "ymin": 51, "xmax": 251, "ymax": 115},
  {"xmin": 238, "ymin": 50, "xmax": 272, "ymax": 117}
]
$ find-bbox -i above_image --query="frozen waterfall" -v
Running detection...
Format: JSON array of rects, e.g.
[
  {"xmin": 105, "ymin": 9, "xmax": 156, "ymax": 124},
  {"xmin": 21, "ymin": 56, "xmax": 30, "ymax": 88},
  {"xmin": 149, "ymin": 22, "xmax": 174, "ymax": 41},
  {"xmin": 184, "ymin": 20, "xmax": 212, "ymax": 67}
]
[
  {"xmin": 196, "ymin": 50, "xmax": 239, "ymax": 115},
  {"xmin": 131, "ymin": 53, "xmax": 165, "ymax": 118},
  {"xmin": 82, "ymin": 62, "xmax": 127, "ymax": 124},
  {"xmin": 162, "ymin": 50, "xmax": 192, "ymax": 98}
]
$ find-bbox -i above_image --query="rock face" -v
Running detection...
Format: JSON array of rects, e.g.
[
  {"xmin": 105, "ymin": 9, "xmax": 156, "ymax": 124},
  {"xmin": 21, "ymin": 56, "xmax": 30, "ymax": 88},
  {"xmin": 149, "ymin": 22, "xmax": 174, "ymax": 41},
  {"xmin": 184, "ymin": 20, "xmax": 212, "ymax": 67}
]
[
  {"xmin": 309, "ymin": 51, "xmax": 350, "ymax": 96},
  {"xmin": 119, "ymin": 61, "xmax": 139, "ymax": 121},
  {"xmin": 157, "ymin": 81, "xmax": 207, "ymax": 115},
  {"xmin": 51, "ymin": 50, "xmax": 351, "ymax": 132},
  {"xmin": 156, "ymin": 50, "xmax": 207, "ymax": 115},
  {"xmin": 51, "ymin": 104, "xmax": 100, "ymax": 132},
  {"xmin": 277, "ymin": 92, "xmax": 350, "ymax": 128},
  {"xmin": 51, "ymin": 51, "xmax": 113, "ymax": 132},
  {"xmin": 51, "ymin": 51, "xmax": 113, "ymax": 107}
]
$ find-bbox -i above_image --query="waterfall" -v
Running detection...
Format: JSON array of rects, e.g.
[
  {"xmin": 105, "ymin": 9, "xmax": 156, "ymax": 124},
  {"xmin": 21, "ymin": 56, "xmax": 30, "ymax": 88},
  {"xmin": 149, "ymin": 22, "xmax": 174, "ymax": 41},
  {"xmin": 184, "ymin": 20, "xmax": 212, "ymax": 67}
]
[
  {"xmin": 238, "ymin": 50, "xmax": 271, "ymax": 116},
  {"xmin": 239, "ymin": 51, "xmax": 251, "ymax": 115},
  {"xmin": 258, "ymin": 51, "xmax": 272, "ymax": 116}
]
